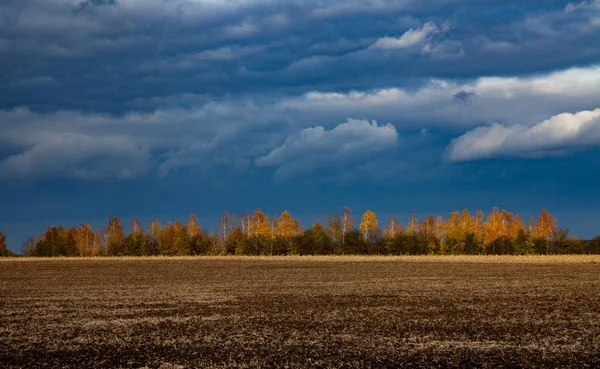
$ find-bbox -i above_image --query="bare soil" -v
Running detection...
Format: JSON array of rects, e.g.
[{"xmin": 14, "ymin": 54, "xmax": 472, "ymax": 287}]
[{"xmin": 1, "ymin": 256, "xmax": 599, "ymax": 368}]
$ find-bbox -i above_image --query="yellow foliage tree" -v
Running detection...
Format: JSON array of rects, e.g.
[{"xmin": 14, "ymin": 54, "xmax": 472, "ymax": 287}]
[
  {"xmin": 460, "ymin": 209, "xmax": 473, "ymax": 235},
  {"xmin": 434, "ymin": 216, "xmax": 444, "ymax": 240},
  {"xmin": 131, "ymin": 216, "xmax": 143, "ymax": 236},
  {"xmin": 534, "ymin": 208, "xmax": 556, "ymax": 242},
  {"xmin": 406, "ymin": 213, "xmax": 418, "ymax": 235},
  {"xmin": 483, "ymin": 207, "xmax": 504, "ymax": 245},
  {"xmin": 419, "ymin": 214, "xmax": 436, "ymax": 239},
  {"xmin": 360, "ymin": 210, "xmax": 378, "ymax": 241},
  {"xmin": 500, "ymin": 210, "xmax": 513, "ymax": 237},
  {"xmin": 74, "ymin": 223, "xmax": 94, "ymax": 257},
  {"xmin": 444, "ymin": 211, "xmax": 462, "ymax": 241},
  {"xmin": 250, "ymin": 209, "xmax": 270, "ymax": 238},
  {"xmin": 188, "ymin": 214, "xmax": 202, "ymax": 238},
  {"xmin": 472, "ymin": 210, "xmax": 485, "ymax": 244},
  {"xmin": 276, "ymin": 210, "xmax": 302, "ymax": 240},
  {"xmin": 509, "ymin": 214, "xmax": 525, "ymax": 239}
]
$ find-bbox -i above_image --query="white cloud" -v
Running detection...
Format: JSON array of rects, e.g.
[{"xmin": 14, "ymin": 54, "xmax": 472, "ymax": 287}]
[
  {"xmin": 278, "ymin": 65, "xmax": 600, "ymax": 129},
  {"xmin": 369, "ymin": 21, "xmax": 462, "ymax": 58},
  {"xmin": 0, "ymin": 133, "xmax": 152, "ymax": 179},
  {"xmin": 255, "ymin": 118, "xmax": 398, "ymax": 180},
  {"xmin": 564, "ymin": 0, "xmax": 600, "ymax": 31},
  {"xmin": 447, "ymin": 108, "xmax": 600, "ymax": 161},
  {"xmin": 0, "ymin": 103, "xmax": 285, "ymax": 180},
  {"xmin": 371, "ymin": 22, "xmax": 439, "ymax": 50},
  {"xmin": 565, "ymin": 0, "xmax": 600, "ymax": 12},
  {"xmin": 138, "ymin": 45, "xmax": 264, "ymax": 72}
]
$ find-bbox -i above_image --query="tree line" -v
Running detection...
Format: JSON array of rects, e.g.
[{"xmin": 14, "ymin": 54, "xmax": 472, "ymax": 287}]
[{"xmin": 4, "ymin": 207, "xmax": 600, "ymax": 257}]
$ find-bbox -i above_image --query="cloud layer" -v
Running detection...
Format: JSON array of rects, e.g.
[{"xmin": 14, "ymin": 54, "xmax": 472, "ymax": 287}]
[
  {"xmin": 1, "ymin": 0, "xmax": 599, "ymax": 115},
  {"xmin": 256, "ymin": 119, "xmax": 398, "ymax": 180},
  {"xmin": 0, "ymin": 133, "xmax": 152, "ymax": 180},
  {"xmin": 448, "ymin": 109, "xmax": 600, "ymax": 161},
  {"xmin": 2, "ymin": 64, "xmax": 600, "ymax": 180}
]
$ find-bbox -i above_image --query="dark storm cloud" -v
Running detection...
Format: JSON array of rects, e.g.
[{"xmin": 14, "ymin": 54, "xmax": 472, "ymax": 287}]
[
  {"xmin": 0, "ymin": 0, "xmax": 598, "ymax": 114},
  {"xmin": 2, "ymin": 64, "xmax": 600, "ymax": 181}
]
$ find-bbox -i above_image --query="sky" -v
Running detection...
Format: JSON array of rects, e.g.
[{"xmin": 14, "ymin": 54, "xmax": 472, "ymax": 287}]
[{"xmin": 1, "ymin": 0, "xmax": 600, "ymax": 252}]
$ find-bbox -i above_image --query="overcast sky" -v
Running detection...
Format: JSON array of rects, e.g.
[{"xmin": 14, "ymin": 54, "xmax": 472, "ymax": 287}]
[{"xmin": 1, "ymin": 0, "xmax": 600, "ymax": 251}]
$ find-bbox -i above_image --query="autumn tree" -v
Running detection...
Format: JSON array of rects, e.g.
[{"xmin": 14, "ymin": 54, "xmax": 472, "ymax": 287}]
[
  {"xmin": 276, "ymin": 210, "xmax": 302, "ymax": 254},
  {"xmin": 92, "ymin": 231, "xmax": 104, "ymax": 256},
  {"xmin": 359, "ymin": 210, "xmax": 378, "ymax": 242},
  {"xmin": 186, "ymin": 214, "xmax": 211, "ymax": 255},
  {"xmin": 444, "ymin": 211, "xmax": 461, "ymax": 241},
  {"xmin": 418, "ymin": 214, "xmax": 438, "ymax": 253},
  {"xmin": 534, "ymin": 209, "xmax": 556, "ymax": 253},
  {"xmin": 249, "ymin": 209, "xmax": 270, "ymax": 237},
  {"xmin": 230, "ymin": 227, "xmax": 250, "ymax": 255},
  {"xmin": 131, "ymin": 217, "xmax": 143, "ymax": 236},
  {"xmin": 276, "ymin": 211, "xmax": 301, "ymax": 239},
  {"xmin": 406, "ymin": 213, "xmax": 418, "ymax": 235},
  {"xmin": 459, "ymin": 209, "xmax": 472, "ymax": 234},
  {"xmin": 33, "ymin": 225, "xmax": 77, "ymax": 257},
  {"xmin": 188, "ymin": 214, "xmax": 201, "ymax": 238},
  {"xmin": 434, "ymin": 216, "xmax": 444, "ymax": 241},
  {"xmin": 104, "ymin": 216, "xmax": 125, "ymax": 256},
  {"xmin": 249, "ymin": 209, "xmax": 270, "ymax": 254},
  {"xmin": 444, "ymin": 211, "xmax": 464, "ymax": 254},
  {"xmin": 509, "ymin": 214, "xmax": 525, "ymax": 239},
  {"xmin": 472, "ymin": 210, "xmax": 485, "ymax": 246},
  {"xmin": 500, "ymin": 210, "xmax": 513, "ymax": 237},
  {"xmin": 74, "ymin": 223, "xmax": 94, "ymax": 256},
  {"xmin": 159, "ymin": 221, "xmax": 190, "ymax": 256},
  {"xmin": 484, "ymin": 209, "xmax": 525, "ymax": 254},
  {"xmin": 483, "ymin": 208, "xmax": 504, "ymax": 247}
]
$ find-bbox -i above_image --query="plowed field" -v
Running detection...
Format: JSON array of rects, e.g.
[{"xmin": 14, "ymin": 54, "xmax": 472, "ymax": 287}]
[{"xmin": 1, "ymin": 256, "xmax": 599, "ymax": 368}]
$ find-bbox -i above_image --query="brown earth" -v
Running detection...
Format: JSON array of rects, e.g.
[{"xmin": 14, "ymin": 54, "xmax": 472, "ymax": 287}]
[{"xmin": 1, "ymin": 256, "xmax": 600, "ymax": 368}]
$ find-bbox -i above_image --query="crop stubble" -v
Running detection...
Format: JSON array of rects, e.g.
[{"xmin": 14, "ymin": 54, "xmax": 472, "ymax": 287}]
[{"xmin": 1, "ymin": 256, "xmax": 599, "ymax": 368}]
